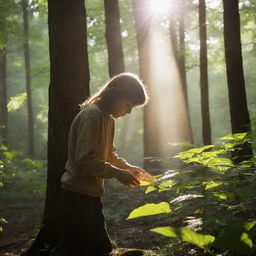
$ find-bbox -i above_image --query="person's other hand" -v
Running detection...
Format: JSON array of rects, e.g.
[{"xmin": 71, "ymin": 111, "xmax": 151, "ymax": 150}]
[{"xmin": 115, "ymin": 169, "xmax": 140, "ymax": 187}]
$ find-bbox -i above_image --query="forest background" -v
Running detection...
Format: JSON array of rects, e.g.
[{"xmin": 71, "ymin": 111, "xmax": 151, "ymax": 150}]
[{"xmin": 0, "ymin": 0, "xmax": 256, "ymax": 255}]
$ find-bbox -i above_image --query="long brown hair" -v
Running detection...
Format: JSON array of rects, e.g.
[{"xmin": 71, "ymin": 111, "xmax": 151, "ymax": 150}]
[{"xmin": 80, "ymin": 73, "xmax": 148, "ymax": 109}]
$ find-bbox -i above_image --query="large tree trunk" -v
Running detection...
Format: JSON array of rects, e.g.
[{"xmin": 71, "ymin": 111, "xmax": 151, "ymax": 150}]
[
  {"xmin": 104, "ymin": 0, "xmax": 125, "ymax": 77},
  {"xmin": 21, "ymin": 0, "xmax": 35, "ymax": 158},
  {"xmin": 23, "ymin": 0, "xmax": 90, "ymax": 254},
  {"xmin": 223, "ymin": 0, "xmax": 252, "ymax": 161},
  {"xmin": 0, "ymin": 48, "xmax": 8, "ymax": 144},
  {"xmin": 199, "ymin": 0, "xmax": 211, "ymax": 145},
  {"xmin": 133, "ymin": 0, "xmax": 161, "ymax": 168}
]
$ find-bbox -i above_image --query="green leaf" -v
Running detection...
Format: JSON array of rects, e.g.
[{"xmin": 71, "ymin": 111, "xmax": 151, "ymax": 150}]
[
  {"xmin": 127, "ymin": 202, "xmax": 171, "ymax": 219},
  {"xmin": 220, "ymin": 133, "xmax": 247, "ymax": 141},
  {"xmin": 187, "ymin": 145, "xmax": 214, "ymax": 154},
  {"xmin": 213, "ymin": 221, "xmax": 256, "ymax": 254},
  {"xmin": 158, "ymin": 180, "xmax": 177, "ymax": 192},
  {"xmin": 151, "ymin": 226, "xmax": 215, "ymax": 248},
  {"xmin": 206, "ymin": 157, "xmax": 234, "ymax": 167},
  {"xmin": 212, "ymin": 192, "xmax": 233, "ymax": 200},
  {"xmin": 145, "ymin": 186, "xmax": 157, "ymax": 194},
  {"xmin": 0, "ymin": 218, "xmax": 8, "ymax": 224},
  {"xmin": 204, "ymin": 181, "xmax": 224, "ymax": 190}
]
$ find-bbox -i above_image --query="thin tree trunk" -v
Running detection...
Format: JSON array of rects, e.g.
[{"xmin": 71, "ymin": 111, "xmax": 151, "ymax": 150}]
[
  {"xmin": 199, "ymin": 0, "xmax": 211, "ymax": 145},
  {"xmin": 178, "ymin": 0, "xmax": 194, "ymax": 143},
  {"xmin": 23, "ymin": 0, "xmax": 90, "ymax": 254},
  {"xmin": 0, "ymin": 48, "xmax": 8, "ymax": 144},
  {"xmin": 223, "ymin": 0, "xmax": 252, "ymax": 161},
  {"xmin": 104, "ymin": 0, "xmax": 125, "ymax": 77},
  {"xmin": 133, "ymin": 0, "xmax": 161, "ymax": 168},
  {"xmin": 22, "ymin": 0, "xmax": 34, "ymax": 158},
  {"xmin": 178, "ymin": 0, "xmax": 188, "ymax": 103}
]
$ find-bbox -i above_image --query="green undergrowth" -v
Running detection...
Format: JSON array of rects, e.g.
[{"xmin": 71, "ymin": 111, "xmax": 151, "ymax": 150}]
[
  {"xmin": 127, "ymin": 133, "xmax": 256, "ymax": 255},
  {"xmin": 0, "ymin": 141, "xmax": 46, "ymax": 232}
]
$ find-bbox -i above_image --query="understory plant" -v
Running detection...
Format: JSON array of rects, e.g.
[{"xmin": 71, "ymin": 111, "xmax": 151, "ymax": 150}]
[{"xmin": 127, "ymin": 133, "xmax": 256, "ymax": 255}]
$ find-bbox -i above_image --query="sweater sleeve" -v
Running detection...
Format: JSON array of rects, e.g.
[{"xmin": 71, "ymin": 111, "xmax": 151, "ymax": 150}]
[
  {"xmin": 73, "ymin": 111, "xmax": 119, "ymax": 178},
  {"xmin": 108, "ymin": 145, "xmax": 131, "ymax": 169}
]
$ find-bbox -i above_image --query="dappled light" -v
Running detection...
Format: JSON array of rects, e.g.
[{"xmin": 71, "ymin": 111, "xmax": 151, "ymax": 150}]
[{"xmin": 143, "ymin": 16, "xmax": 193, "ymax": 157}]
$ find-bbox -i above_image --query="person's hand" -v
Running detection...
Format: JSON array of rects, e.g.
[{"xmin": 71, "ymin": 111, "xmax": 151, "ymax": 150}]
[
  {"xmin": 114, "ymin": 169, "xmax": 140, "ymax": 188},
  {"xmin": 127, "ymin": 166, "xmax": 154, "ymax": 185}
]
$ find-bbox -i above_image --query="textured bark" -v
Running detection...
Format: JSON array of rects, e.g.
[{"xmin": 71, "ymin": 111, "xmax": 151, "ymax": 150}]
[
  {"xmin": 0, "ymin": 48, "xmax": 8, "ymax": 144},
  {"xmin": 104, "ymin": 0, "xmax": 125, "ymax": 77},
  {"xmin": 223, "ymin": 0, "xmax": 252, "ymax": 160},
  {"xmin": 199, "ymin": 0, "xmax": 211, "ymax": 145},
  {"xmin": 24, "ymin": 0, "xmax": 90, "ymax": 254}
]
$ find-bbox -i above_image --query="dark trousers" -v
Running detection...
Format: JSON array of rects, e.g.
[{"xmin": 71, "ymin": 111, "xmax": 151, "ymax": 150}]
[{"xmin": 62, "ymin": 189, "xmax": 112, "ymax": 256}]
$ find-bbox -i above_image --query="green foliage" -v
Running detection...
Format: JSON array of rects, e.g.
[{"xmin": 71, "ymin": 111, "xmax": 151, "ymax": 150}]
[
  {"xmin": 128, "ymin": 133, "xmax": 256, "ymax": 255},
  {"xmin": 127, "ymin": 202, "xmax": 171, "ymax": 219},
  {"xmin": 0, "ymin": 141, "xmax": 43, "ymax": 188},
  {"xmin": 151, "ymin": 226, "xmax": 215, "ymax": 249}
]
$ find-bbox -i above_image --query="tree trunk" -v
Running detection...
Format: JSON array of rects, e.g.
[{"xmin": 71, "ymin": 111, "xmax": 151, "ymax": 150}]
[
  {"xmin": 23, "ymin": 0, "xmax": 90, "ymax": 254},
  {"xmin": 133, "ymin": 0, "xmax": 161, "ymax": 168},
  {"xmin": 104, "ymin": 0, "xmax": 125, "ymax": 77},
  {"xmin": 223, "ymin": 0, "xmax": 252, "ymax": 161},
  {"xmin": 178, "ymin": 0, "xmax": 188, "ymax": 104},
  {"xmin": 178, "ymin": 0, "xmax": 194, "ymax": 143},
  {"xmin": 21, "ymin": 0, "xmax": 35, "ymax": 158},
  {"xmin": 199, "ymin": 0, "xmax": 211, "ymax": 145},
  {"xmin": 169, "ymin": 2, "xmax": 194, "ymax": 144},
  {"xmin": 0, "ymin": 48, "xmax": 8, "ymax": 144}
]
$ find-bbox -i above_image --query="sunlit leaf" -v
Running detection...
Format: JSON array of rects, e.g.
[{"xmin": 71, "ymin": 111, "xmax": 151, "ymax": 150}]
[
  {"xmin": 0, "ymin": 218, "xmax": 8, "ymax": 224},
  {"xmin": 158, "ymin": 180, "xmax": 177, "ymax": 192},
  {"xmin": 170, "ymin": 194, "xmax": 204, "ymax": 204},
  {"xmin": 186, "ymin": 145, "xmax": 214, "ymax": 154},
  {"xmin": 205, "ymin": 157, "xmax": 234, "ymax": 167},
  {"xmin": 145, "ymin": 186, "xmax": 157, "ymax": 194},
  {"xmin": 151, "ymin": 226, "xmax": 215, "ymax": 248},
  {"xmin": 213, "ymin": 221, "xmax": 256, "ymax": 254},
  {"xmin": 127, "ymin": 202, "xmax": 171, "ymax": 219},
  {"xmin": 220, "ymin": 133, "xmax": 247, "ymax": 141},
  {"xmin": 204, "ymin": 181, "xmax": 224, "ymax": 190},
  {"xmin": 212, "ymin": 192, "xmax": 233, "ymax": 200}
]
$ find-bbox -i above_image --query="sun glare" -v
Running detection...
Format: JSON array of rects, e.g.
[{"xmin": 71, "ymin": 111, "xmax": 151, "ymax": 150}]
[{"xmin": 150, "ymin": 0, "xmax": 173, "ymax": 16}]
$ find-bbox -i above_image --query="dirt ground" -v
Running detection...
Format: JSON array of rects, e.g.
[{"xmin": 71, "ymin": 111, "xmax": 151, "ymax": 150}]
[{"xmin": 0, "ymin": 179, "xmax": 169, "ymax": 256}]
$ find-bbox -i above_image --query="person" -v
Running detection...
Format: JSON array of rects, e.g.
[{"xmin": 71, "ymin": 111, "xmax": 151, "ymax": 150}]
[{"xmin": 61, "ymin": 72, "xmax": 149, "ymax": 256}]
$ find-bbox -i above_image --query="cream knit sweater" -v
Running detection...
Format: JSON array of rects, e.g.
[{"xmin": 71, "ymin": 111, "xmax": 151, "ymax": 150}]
[{"xmin": 61, "ymin": 103, "xmax": 128, "ymax": 196}]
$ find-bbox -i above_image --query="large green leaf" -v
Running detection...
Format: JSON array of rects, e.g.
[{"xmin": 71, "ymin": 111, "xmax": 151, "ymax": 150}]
[
  {"xmin": 151, "ymin": 226, "xmax": 215, "ymax": 248},
  {"xmin": 127, "ymin": 202, "xmax": 171, "ymax": 219},
  {"xmin": 213, "ymin": 221, "xmax": 256, "ymax": 254}
]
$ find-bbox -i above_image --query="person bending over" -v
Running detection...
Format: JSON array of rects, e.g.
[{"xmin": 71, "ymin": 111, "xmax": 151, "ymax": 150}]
[{"xmin": 61, "ymin": 72, "xmax": 149, "ymax": 256}]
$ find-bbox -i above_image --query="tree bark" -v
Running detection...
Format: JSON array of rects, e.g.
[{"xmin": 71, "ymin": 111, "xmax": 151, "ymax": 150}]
[
  {"xmin": 223, "ymin": 0, "xmax": 252, "ymax": 160},
  {"xmin": 199, "ymin": 0, "xmax": 211, "ymax": 145},
  {"xmin": 21, "ymin": 0, "xmax": 35, "ymax": 158},
  {"xmin": 23, "ymin": 0, "xmax": 90, "ymax": 254},
  {"xmin": 0, "ymin": 48, "xmax": 8, "ymax": 144},
  {"xmin": 104, "ymin": 0, "xmax": 125, "ymax": 77}
]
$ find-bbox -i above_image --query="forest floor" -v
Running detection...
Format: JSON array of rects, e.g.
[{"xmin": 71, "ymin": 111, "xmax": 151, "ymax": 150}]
[{"xmin": 0, "ymin": 167, "xmax": 182, "ymax": 256}]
